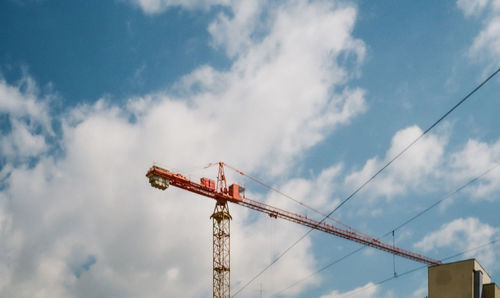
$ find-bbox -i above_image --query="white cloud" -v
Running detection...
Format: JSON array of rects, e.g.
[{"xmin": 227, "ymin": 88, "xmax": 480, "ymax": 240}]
[
  {"xmin": 0, "ymin": 76, "xmax": 49, "ymax": 124},
  {"xmin": 457, "ymin": 0, "xmax": 500, "ymax": 61},
  {"xmin": 457, "ymin": 0, "xmax": 490, "ymax": 16},
  {"xmin": 208, "ymin": 0, "xmax": 265, "ymax": 58},
  {"xmin": 266, "ymin": 165, "xmax": 343, "ymax": 214},
  {"xmin": 166, "ymin": 267, "xmax": 179, "ymax": 281},
  {"xmin": 470, "ymin": 16, "xmax": 500, "ymax": 60},
  {"xmin": 0, "ymin": 76, "xmax": 52, "ymax": 163},
  {"xmin": 344, "ymin": 125, "xmax": 447, "ymax": 201},
  {"xmin": 129, "ymin": 0, "xmax": 230, "ymax": 14},
  {"xmin": 412, "ymin": 285, "xmax": 427, "ymax": 298},
  {"xmin": 329, "ymin": 123, "xmax": 500, "ymax": 218},
  {"xmin": 320, "ymin": 282, "xmax": 378, "ymax": 298},
  {"xmin": 176, "ymin": 0, "xmax": 366, "ymax": 176},
  {"xmin": 414, "ymin": 217, "xmax": 499, "ymax": 268},
  {"xmin": 0, "ymin": 1, "xmax": 367, "ymax": 297},
  {"xmin": 1, "ymin": 119, "xmax": 47, "ymax": 159},
  {"xmin": 448, "ymin": 139, "xmax": 500, "ymax": 200}
]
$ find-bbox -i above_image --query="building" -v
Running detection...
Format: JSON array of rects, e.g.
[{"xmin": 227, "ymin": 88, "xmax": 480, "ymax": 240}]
[{"xmin": 428, "ymin": 259, "xmax": 500, "ymax": 298}]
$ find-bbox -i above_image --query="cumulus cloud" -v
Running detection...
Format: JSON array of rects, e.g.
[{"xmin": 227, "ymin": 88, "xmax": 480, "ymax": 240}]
[
  {"xmin": 457, "ymin": 0, "xmax": 490, "ymax": 16},
  {"xmin": 447, "ymin": 139, "xmax": 500, "ymax": 200},
  {"xmin": 319, "ymin": 282, "xmax": 379, "ymax": 298},
  {"xmin": 0, "ymin": 75, "xmax": 50, "ymax": 124},
  {"xmin": 175, "ymin": 1, "xmax": 366, "ymax": 176},
  {"xmin": 414, "ymin": 217, "xmax": 500, "ymax": 268},
  {"xmin": 412, "ymin": 285, "xmax": 427, "ymax": 298},
  {"xmin": 265, "ymin": 164, "xmax": 343, "ymax": 214},
  {"xmin": 208, "ymin": 0, "xmax": 265, "ymax": 58},
  {"xmin": 0, "ymin": 76, "xmax": 52, "ymax": 163},
  {"xmin": 457, "ymin": 0, "xmax": 500, "ymax": 61},
  {"xmin": 344, "ymin": 125, "xmax": 447, "ymax": 201},
  {"xmin": 129, "ymin": 0, "xmax": 230, "ymax": 14},
  {"xmin": 319, "ymin": 121, "xmax": 500, "ymax": 228},
  {"xmin": 339, "ymin": 123, "xmax": 500, "ymax": 213},
  {"xmin": 0, "ymin": 0, "xmax": 368, "ymax": 297},
  {"xmin": 1, "ymin": 119, "xmax": 47, "ymax": 159},
  {"xmin": 470, "ymin": 16, "xmax": 500, "ymax": 60}
]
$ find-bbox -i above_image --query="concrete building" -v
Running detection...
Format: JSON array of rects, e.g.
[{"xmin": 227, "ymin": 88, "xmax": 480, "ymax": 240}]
[{"xmin": 428, "ymin": 259, "xmax": 499, "ymax": 298}]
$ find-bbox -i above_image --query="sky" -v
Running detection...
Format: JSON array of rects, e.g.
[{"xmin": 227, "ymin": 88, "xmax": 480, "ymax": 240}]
[{"xmin": 0, "ymin": 0, "xmax": 499, "ymax": 297}]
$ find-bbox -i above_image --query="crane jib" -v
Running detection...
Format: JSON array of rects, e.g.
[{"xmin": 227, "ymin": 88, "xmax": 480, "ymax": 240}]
[{"xmin": 145, "ymin": 165, "xmax": 441, "ymax": 266}]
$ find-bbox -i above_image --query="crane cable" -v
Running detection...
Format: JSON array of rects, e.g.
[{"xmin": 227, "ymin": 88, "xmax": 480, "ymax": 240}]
[
  {"xmin": 232, "ymin": 66, "xmax": 500, "ymax": 297},
  {"xmin": 222, "ymin": 162, "xmax": 367, "ymax": 236},
  {"xmin": 270, "ymin": 162, "xmax": 500, "ymax": 296}
]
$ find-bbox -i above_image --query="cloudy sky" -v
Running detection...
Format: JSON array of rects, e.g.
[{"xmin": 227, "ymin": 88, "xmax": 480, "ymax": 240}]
[{"xmin": 1, "ymin": 0, "xmax": 499, "ymax": 297}]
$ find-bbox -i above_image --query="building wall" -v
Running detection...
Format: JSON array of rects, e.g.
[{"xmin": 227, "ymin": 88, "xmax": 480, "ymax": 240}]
[
  {"xmin": 428, "ymin": 259, "xmax": 491, "ymax": 298},
  {"xmin": 473, "ymin": 261, "xmax": 492, "ymax": 284},
  {"xmin": 484, "ymin": 283, "xmax": 500, "ymax": 298}
]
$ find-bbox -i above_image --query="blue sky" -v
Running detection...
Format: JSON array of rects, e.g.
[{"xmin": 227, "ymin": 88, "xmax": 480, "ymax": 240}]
[{"xmin": 0, "ymin": 0, "xmax": 499, "ymax": 297}]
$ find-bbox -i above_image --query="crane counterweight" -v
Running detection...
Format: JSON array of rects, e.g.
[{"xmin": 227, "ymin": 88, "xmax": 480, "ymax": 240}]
[{"xmin": 147, "ymin": 173, "xmax": 169, "ymax": 190}]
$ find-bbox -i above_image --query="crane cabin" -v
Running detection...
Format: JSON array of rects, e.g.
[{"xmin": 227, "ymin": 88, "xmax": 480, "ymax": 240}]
[{"xmin": 229, "ymin": 184, "xmax": 245, "ymax": 201}]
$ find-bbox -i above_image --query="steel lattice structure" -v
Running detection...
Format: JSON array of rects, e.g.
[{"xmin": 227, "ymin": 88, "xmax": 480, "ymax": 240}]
[
  {"xmin": 146, "ymin": 162, "xmax": 441, "ymax": 297},
  {"xmin": 211, "ymin": 201, "xmax": 231, "ymax": 298}
]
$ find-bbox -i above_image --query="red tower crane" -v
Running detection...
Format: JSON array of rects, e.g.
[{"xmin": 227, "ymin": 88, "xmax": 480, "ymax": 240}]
[{"xmin": 146, "ymin": 162, "xmax": 441, "ymax": 298}]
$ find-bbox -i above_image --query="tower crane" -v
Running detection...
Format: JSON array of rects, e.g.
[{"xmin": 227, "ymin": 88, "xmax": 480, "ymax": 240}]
[{"xmin": 146, "ymin": 162, "xmax": 441, "ymax": 298}]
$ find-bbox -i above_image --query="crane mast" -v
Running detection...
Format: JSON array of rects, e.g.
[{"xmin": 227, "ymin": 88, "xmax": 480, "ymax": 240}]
[
  {"xmin": 211, "ymin": 163, "xmax": 231, "ymax": 298},
  {"xmin": 146, "ymin": 163, "xmax": 441, "ymax": 297}
]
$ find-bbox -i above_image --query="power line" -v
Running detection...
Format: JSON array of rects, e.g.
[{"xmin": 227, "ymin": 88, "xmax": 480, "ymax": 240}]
[
  {"xmin": 270, "ymin": 245, "xmax": 367, "ymax": 297},
  {"xmin": 339, "ymin": 237, "xmax": 500, "ymax": 298},
  {"xmin": 389, "ymin": 162, "xmax": 500, "ymax": 233},
  {"xmin": 340, "ymin": 265, "xmax": 427, "ymax": 298},
  {"xmin": 232, "ymin": 231, "xmax": 312, "ymax": 297},
  {"xmin": 441, "ymin": 237, "xmax": 500, "ymax": 262},
  {"xmin": 321, "ymin": 66, "xmax": 500, "ymax": 222},
  {"xmin": 270, "ymin": 162, "xmax": 500, "ymax": 296},
  {"xmin": 232, "ymin": 66, "xmax": 500, "ymax": 297}
]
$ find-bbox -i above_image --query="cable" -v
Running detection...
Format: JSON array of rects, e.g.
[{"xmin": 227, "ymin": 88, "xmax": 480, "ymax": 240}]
[
  {"xmin": 224, "ymin": 163, "xmax": 366, "ymax": 235},
  {"xmin": 270, "ymin": 162, "xmax": 500, "ymax": 296},
  {"xmin": 389, "ymin": 162, "xmax": 500, "ymax": 233},
  {"xmin": 232, "ymin": 231, "xmax": 312, "ymax": 297},
  {"xmin": 232, "ymin": 66, "xmax": 500, "ymax": 297},
  {"xmin": 339, "ymin": 265, "xmax": 427, "ymax": 298},
  {"xmin": 441, "ymin": 237, "xmax": 500, "ymax": 262},
  {"xmin": 339, "ymin": 237, "xmax": 500, "ymax": 298},
  {"xmin": 270, "ymin": 246, "xmax": 367, "ymax": 297},
  {"xmin": 324, "ymin": 67, "xmax": 500, "ymax": 218}
]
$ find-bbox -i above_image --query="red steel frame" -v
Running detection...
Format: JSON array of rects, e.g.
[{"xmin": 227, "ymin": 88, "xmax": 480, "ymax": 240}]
[{"xmin": 146, "ymin": 163, "xmax": 441, "ymax": 296}]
